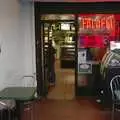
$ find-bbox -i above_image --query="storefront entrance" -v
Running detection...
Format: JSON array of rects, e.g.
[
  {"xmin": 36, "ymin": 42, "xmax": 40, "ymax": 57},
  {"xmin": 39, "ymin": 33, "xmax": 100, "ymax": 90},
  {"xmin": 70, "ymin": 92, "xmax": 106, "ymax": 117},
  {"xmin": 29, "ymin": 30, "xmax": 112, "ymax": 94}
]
[
  {"xmin": 35, "ymin": 2, "xmax": 120, "ymax": 100},
  {"xmin": 39, "ymin": 17, "xmax": 77, "ymax": 99}
]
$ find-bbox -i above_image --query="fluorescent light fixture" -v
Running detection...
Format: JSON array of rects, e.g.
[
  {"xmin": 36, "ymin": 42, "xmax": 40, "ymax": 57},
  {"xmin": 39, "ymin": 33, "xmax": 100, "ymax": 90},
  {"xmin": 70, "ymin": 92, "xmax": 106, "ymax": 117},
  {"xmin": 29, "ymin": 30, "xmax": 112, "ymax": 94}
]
[
  {"xmin": 61, "ymin": 23, "xmax": 70, "ymax": 30},
  {"xmin": 110, "ymin": 41, "xmax": 120, "ymax": 50}
]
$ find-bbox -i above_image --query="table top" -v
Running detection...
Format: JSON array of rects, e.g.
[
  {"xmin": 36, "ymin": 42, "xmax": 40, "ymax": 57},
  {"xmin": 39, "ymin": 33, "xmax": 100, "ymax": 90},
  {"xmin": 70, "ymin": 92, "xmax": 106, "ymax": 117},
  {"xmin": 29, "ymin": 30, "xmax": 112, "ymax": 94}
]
[{"xmin": 0, "ymin": 87, "xmax": 36, "ymax": 101}]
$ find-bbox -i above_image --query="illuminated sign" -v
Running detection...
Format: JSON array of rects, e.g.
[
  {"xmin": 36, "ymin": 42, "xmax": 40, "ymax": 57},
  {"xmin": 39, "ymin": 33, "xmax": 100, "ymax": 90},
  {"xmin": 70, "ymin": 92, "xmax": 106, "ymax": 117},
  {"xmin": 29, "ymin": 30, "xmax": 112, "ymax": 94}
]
[
  {"xmin": 80, "ymin": 15, "xmax": 115, "ymax": 30},
  {"xmin": 78, "ymin": 15, "xmax": 116, "ymax": 48}
]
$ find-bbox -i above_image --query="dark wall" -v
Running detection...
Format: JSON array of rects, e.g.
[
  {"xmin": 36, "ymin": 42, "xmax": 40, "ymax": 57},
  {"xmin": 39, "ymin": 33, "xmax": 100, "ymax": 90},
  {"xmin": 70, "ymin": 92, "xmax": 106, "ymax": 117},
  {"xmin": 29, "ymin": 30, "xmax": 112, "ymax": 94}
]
[{"xmin": 35, "ymin": 2, "xmax": 120, "ymax": 14}]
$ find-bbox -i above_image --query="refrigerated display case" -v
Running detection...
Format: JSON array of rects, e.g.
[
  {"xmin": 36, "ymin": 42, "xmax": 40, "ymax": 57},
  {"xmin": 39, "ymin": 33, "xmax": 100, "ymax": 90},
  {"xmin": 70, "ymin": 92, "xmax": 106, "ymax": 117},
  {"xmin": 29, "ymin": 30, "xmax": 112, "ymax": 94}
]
[{"xmin": 60, "ymin": 43, "xmax": 75, "ymax": 68}]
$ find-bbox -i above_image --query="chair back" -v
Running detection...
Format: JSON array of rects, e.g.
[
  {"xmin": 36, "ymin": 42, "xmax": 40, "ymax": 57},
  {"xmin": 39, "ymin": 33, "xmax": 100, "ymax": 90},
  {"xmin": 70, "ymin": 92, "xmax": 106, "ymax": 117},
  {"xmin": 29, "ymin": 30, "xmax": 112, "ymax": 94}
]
[
  {"xmin": 110, "ymin": 75, "xmax": 120, "ymax": 101},
  {"xmin": 22, "ymin": 75, "xmax": 37, "ymax": 87}
]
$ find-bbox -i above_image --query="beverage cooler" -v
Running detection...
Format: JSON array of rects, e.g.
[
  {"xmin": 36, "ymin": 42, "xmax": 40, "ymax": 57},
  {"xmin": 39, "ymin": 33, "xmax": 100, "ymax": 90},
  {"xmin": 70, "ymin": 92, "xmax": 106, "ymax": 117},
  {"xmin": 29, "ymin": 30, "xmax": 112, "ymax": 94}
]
[{"xmin": 99, "ymin": 49, "xmax": 120, "ymax": 109}]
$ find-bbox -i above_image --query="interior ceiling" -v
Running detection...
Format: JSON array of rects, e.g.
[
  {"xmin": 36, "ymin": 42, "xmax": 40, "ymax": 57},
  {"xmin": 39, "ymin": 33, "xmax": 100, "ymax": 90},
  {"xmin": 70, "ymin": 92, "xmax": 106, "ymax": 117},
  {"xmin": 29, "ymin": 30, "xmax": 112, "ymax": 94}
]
[{"xmin": 21, "ymin": 0, "xmax": 120, "ymax": 2}]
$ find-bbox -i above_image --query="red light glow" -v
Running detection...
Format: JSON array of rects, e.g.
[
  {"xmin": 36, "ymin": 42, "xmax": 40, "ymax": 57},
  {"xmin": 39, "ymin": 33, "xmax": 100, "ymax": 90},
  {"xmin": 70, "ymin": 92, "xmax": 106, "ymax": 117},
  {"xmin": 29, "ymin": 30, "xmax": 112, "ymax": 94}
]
[
  {"xmin": 79, "ymin": 14, "xmax": 116, "ymax": 48},
  {"xmin": 80, "ymin": 15, "xmax": 115, "ymax": 30}
]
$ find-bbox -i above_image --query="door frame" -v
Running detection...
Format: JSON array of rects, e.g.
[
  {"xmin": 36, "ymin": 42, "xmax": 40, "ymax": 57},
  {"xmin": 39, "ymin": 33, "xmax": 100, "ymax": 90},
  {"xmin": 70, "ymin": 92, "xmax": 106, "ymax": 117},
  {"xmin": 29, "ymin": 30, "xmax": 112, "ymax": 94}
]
[{"xmin": 34, "ymin": 2, "xmax": 120, "ymax": 97}]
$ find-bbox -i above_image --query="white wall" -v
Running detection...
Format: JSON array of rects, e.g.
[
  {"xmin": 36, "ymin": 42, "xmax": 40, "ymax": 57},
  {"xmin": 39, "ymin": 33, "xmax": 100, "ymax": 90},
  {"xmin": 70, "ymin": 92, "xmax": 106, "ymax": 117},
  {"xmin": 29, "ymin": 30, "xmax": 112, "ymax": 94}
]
[
  {"xmin": 0, "ymin": 0, "xmax": 25, "ymax": 89},
  {"xmin": 0, "ymin": 0, "xmax": 36, "ymax": 90},
  {"xmin": 20, "ymin": 2, "xmax": 36, "ymax": 76},
  {"xmin": 20, "ymin": 1, "xmax": 36, "ymax": 86}
]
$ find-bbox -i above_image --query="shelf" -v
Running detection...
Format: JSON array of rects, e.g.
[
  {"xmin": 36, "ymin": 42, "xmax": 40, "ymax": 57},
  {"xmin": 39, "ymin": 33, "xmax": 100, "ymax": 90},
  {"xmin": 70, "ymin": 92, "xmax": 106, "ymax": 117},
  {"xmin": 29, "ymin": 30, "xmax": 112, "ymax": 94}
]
[{"xmin": 60, "ymin": 44, "xmax": 75, "ymax": 62}]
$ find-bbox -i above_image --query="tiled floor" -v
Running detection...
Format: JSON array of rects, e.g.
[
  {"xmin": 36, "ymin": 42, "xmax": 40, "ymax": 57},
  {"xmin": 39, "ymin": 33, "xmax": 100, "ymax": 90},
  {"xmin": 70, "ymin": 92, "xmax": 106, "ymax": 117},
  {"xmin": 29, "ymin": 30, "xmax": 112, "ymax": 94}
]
[{"xmin": 47, "ymin": 60, "xmax": 75, "ymax": 100}]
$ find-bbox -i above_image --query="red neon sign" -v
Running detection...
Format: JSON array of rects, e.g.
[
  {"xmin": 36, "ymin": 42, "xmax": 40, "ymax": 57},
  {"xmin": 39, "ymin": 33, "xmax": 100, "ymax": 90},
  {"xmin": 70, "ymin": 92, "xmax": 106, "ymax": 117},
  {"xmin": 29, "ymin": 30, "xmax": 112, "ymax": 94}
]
[{"xmin": 80, "ymin": 15, "xmax": 115, "ymax": 30}]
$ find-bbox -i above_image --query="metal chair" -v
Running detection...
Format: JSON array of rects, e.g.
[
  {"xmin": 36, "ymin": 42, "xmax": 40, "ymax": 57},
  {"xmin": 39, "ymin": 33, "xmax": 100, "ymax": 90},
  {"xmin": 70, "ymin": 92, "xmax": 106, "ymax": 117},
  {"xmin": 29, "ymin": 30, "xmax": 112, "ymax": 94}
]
[
  {"xmin": 0, "ymin": 100, "xmax": 16, "ymax": 120},
  {"xmin": 110, "ymin": 75, "xmax": 120, "ymax": 120},
  {"xmin": 21, "ymin": 74, "xmax": 37, "ymax": 120}
]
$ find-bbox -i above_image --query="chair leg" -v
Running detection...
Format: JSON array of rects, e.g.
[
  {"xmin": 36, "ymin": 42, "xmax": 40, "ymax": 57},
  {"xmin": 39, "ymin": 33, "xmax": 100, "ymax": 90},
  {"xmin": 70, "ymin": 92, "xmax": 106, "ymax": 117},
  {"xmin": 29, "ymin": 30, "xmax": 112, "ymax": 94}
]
[
  {"xmin": 24, "ymin": 103, "xmax": 33, "ymax": 120},
  {"xmin": 112, "ymin": 103, "xmax": 115, "ymax": 120},
  {"xmin": 30, "ymin": 103, "xmax": 34, "ymax": 120},
  {"xmin": 8, "ymin": 108, "xmax": 11, "ymax": 120},
  {"xmin": 28, "ymin": 104, "xmax": 33, "ymax": 120}
]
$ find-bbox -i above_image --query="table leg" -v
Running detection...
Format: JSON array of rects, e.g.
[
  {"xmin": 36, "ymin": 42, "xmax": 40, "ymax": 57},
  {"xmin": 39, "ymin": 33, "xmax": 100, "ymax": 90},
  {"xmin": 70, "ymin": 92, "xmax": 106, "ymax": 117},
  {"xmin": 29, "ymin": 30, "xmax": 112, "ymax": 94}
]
[{"xmin": 16, "ymin": 101, "xmax": 24, "ymax": 120}]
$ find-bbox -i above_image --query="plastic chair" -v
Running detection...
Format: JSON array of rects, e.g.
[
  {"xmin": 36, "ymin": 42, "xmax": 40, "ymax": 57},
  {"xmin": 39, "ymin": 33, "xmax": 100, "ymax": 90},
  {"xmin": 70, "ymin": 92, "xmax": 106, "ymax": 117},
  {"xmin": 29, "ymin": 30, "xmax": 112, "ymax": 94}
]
[{"xmin": 110, "ymin": 75, "xmax": 120, "ymax": 120}]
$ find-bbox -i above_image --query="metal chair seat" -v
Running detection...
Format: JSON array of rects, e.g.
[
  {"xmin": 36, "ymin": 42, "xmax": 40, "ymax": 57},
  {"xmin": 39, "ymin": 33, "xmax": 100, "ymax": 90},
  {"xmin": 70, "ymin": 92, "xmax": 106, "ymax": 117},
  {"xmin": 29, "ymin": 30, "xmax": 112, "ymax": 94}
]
[{"xmin": 110, "ymin": 75, "xmax": 120, "ymax": 120}]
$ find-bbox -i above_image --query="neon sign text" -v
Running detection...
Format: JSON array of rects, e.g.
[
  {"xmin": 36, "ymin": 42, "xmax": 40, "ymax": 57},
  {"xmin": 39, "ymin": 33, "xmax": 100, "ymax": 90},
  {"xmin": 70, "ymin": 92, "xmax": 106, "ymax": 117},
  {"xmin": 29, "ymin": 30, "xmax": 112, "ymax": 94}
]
[{"xmin": 80, "ymin": 16, "xmax": 115, "ymax": 30}]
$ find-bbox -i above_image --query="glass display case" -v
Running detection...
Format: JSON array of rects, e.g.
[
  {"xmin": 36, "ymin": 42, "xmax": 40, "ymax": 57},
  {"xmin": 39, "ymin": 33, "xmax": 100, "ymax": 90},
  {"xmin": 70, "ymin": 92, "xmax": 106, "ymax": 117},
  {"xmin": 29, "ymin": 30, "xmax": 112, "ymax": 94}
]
[{"xmin": 60, "ymin": 43, "xmax": 75, "ymax": 68}]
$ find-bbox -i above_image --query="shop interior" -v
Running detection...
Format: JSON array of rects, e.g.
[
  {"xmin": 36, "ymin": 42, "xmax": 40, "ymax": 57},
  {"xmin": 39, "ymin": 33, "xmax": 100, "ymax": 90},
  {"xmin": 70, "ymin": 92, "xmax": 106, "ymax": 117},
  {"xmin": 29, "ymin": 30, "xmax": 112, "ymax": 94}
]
[
  {"xmin": 40, "ymin": 14, "xmax": 120, "ymax": 104},
  {"xmin": 40, "ymin": 14, "xmax": 76, "ymax": 100}
]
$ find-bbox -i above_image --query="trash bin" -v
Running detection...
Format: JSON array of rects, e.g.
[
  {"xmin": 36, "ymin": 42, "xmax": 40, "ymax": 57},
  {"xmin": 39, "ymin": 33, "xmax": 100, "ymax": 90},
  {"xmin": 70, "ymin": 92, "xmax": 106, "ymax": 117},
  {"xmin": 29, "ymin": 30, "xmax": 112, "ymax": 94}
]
[{"xmin": 0, "ymin": 100, "xmax": 16, "ymax": 120}]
